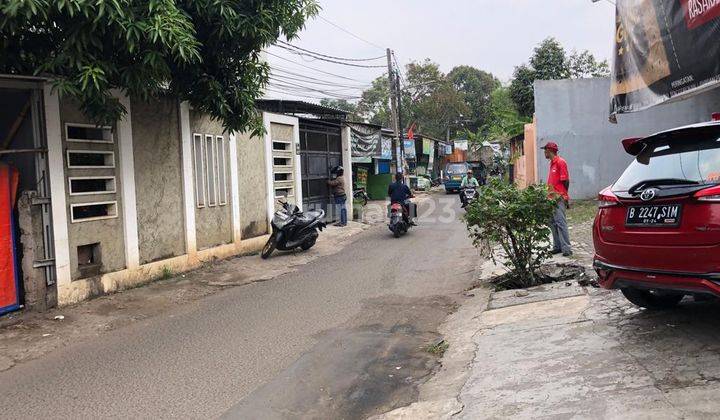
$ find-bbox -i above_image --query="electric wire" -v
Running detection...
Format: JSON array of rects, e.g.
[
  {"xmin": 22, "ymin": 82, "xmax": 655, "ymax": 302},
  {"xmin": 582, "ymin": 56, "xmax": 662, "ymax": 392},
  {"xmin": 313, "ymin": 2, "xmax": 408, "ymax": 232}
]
[
  {"xmin": 269, "ymin": 68, "xmax": 372, "ymax": 89},
  {"xmin": 277, "ymin": 40, "xmax": 385, "ymax": 62},
  {"xmin": 317, "ymin": 16, "xmax": 385, "ymax": 51},
  {"xmin": 264, "ymin": 86, "xmax": 362, "ymax": 101},
  {"xmin": 268, "ymin": 78, "xmax": 366, "ymax": 94},
  {"xmin": 266, "ymin": 52, "xmax": 378, "ymax": 82},
  {"xmin": 274, "ymin": 44, "xmax": 387, "ymax": 68}
]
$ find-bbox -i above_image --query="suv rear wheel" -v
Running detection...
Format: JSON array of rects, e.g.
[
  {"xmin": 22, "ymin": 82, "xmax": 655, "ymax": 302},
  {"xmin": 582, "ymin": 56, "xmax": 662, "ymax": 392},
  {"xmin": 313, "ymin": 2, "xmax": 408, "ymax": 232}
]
[{"xmin": 621, "ymin": 288, "xmax": 684, "ymax": 310}]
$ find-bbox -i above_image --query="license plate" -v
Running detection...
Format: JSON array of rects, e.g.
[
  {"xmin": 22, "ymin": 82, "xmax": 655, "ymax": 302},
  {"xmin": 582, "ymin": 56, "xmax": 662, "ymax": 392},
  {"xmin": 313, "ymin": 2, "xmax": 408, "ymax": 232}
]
[
  {"xmin": 626, "ymin": 204, "xmax": 681, "ymax": 227},
  {"xmin": 452, "ymin": 176, "xmax": 461, "ymax": 180}
]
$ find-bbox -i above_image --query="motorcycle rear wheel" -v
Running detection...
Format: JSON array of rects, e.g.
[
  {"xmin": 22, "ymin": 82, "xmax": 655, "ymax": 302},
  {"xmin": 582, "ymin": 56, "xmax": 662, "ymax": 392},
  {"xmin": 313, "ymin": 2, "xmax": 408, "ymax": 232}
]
[
  {"xmin": 301, "ymin": 237, "xmax": 317, "ymax": 250},
  {"xmin": 261, "ymin": 234, "xmax": 277, "ymax": 259}
]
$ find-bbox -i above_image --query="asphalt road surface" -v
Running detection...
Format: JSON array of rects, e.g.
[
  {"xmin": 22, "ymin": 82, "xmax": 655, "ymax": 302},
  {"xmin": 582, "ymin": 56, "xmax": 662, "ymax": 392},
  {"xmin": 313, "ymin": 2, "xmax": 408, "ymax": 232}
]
[{"xmin": 0, "ymin": 194, "xmax": 478, "ymax": 419}]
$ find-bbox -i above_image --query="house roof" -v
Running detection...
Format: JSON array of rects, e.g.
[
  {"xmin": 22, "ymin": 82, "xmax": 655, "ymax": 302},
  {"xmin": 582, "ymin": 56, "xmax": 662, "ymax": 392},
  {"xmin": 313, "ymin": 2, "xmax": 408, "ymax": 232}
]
[{"xmin": 255, "ymin": 99, "xmax": 348, "ymax": 119}]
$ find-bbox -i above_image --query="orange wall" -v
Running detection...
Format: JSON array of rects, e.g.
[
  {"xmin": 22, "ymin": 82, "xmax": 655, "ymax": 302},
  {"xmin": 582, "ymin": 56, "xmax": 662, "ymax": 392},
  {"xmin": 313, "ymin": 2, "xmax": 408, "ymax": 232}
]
[{"xmin": 523, "ymin": 117, "xmax": 538, "ymax": 185}]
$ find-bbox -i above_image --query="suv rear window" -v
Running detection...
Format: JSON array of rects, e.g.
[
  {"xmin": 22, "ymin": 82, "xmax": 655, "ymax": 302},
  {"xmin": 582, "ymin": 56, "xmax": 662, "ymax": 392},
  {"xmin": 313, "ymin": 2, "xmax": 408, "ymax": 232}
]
[
  {"xmin": 613, "ymin": 130, "xmax": 720, "ymax": 192},
  {"xmin": 446, "ymin": 163, "xmax": 468, "ymax": 174}
]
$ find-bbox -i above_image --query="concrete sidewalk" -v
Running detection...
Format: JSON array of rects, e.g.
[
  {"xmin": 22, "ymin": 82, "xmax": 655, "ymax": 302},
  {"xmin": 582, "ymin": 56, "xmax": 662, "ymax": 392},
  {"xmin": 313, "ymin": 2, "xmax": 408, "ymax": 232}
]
[{"xmin": 380, "ymin": 203, "xmax": 720, "ymax": 419}]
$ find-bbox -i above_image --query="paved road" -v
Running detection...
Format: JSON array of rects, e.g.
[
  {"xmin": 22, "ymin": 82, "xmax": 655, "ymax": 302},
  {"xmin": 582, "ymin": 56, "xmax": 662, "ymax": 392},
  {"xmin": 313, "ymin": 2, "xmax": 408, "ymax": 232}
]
[{"xmin": 0, "ymin": 194, "xmax": 478, "ymax": 419}]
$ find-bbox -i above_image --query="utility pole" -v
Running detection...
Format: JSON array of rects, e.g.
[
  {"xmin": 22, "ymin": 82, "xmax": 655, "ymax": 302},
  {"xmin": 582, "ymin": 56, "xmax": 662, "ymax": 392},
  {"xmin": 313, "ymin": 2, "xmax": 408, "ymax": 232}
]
[
  {"xmin": 387, "ymin": 48, "xmax": 402, "ymax": 173},
  {"xmin": 396, "ymin": 71, "xmax": 407, "ymax": 177}
]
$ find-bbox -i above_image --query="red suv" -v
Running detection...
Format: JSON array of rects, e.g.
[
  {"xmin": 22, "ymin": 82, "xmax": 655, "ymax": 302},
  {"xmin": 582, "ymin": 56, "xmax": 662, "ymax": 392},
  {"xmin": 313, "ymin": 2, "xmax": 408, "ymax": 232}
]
[{"xmin": 593, "ymin": 119, "xmax": 720, "ymax": 309}]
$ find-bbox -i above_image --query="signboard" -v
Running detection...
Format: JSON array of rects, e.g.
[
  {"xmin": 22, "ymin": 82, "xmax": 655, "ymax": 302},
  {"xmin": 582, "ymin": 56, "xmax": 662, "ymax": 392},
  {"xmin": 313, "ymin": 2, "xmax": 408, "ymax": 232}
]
[
  {"xmin": 349, "ymin": 123, "xmax": 382, "ymax": 158},
  {"xmin": 454, "ymin": 139, "xmax": 468, "ymax": 151},
  {"xmin": 611, "ymin": 0, "xmax": 720, "ymax": 116},
  {"xmin": 380, "ymin": 136, "xmax": 392, "ymax": 160},
  {"xmin": 355, "ymin": 167, "xmax": 368, "ymax": 189},
  {"xmin": 422, "ymin": 139, "xmax": 433, "ymax": 155},
  {"xmin": 403, "ymin": 139, "xmax": 416, "ymax": 160},
  {"xmin": 352, "ymin": 156, "xmax": 372, "ymax": 164}
]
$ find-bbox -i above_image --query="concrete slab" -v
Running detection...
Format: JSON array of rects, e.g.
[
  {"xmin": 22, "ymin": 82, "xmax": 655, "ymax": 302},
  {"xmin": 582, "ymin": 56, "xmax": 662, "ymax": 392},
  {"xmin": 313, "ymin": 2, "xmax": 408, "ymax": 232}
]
[
  {"xmin": 480, "ymin": 295, "xmax": 589, "ymax": 329},
  {"xmin": 457, "ymin": 288, "xmax": 720, "ymax": 419},
  {"xmin": 488, "ymin": 282, "xmax": 587, "ymax": 310}
]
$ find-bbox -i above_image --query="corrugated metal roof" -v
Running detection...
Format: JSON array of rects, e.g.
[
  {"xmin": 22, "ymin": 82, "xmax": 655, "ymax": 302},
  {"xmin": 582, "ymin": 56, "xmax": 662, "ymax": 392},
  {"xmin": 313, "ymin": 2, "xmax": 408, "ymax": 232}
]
[{"xmin": 255, "ymin": 99, "xmax": 349, "ymax": 119}]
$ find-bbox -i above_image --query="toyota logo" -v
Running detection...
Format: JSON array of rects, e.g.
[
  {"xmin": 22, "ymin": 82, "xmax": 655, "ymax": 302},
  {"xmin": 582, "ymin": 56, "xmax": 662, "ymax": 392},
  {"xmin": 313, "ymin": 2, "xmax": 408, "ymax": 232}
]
[{"xmin": 640, "ymin": 188, "xmax": 657, "ymax": 201}]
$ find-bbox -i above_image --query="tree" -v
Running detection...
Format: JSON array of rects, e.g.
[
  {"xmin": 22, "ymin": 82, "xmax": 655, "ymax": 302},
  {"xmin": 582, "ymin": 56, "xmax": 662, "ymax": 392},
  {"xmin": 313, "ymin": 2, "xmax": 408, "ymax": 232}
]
[
  {"xmin": 320, "ymin": 98, "xmax": 359, "ymax": 120},
  {"xmin": 476, "ymin": 87, "xmax": 529, "ymax": 144},
  {"xmin": 412, "ymin": 78, "xmax": 468, "ymax": 139},
  {"xmin": 529, "ymin": 37, "xmax": 569, "ymax": 81},
  {"xmin": 465, "ymin": 180, "xmax": 555, "ymax": 289},
  {"xmin": 510, "ymin": 37, "xmax": 569, "ymax": 117},
  {"xmin": 356, "ymin": 75, "xmax": 393, "ymax": 127},
  {"xmin": 403, "ymin": 59, "xmax": 467, "ymax": 139},
  {"xmin": 568, "ymin": 50, "xmax": 610, "ymax": 78},
  {"xmin": 447, "ymin": 65, "xmax": 500, "ymax": 133},
  {"xmin": 509, "ymin": 38, "xmax": 610, "ymax": 117},
  {"xmin": 509, "ymin": 64, "xmax": 536, "ymax": 118},
  {"xmin": 0, "ymin": 0, "xmax": 319, "ymax": 134}
]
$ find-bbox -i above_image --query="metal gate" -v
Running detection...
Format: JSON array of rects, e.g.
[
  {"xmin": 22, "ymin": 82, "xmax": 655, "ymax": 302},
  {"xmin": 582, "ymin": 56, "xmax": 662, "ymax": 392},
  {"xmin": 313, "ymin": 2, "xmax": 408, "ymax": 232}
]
[{"xmin": 298, "ymin": 120, "xmax": 342, "ymax": 218}]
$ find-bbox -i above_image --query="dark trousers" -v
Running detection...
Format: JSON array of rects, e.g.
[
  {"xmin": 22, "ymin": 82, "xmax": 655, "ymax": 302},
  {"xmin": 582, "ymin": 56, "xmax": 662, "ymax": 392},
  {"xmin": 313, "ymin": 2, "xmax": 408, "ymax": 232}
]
[{"xmin": 334, "ymin": 195, "xmax": 347, "ymax": 225}]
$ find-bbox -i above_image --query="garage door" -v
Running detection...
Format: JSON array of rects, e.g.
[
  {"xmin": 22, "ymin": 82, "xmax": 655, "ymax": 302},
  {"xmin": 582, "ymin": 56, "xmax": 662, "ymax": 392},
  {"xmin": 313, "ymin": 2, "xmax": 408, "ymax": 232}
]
[{"xmin": 299, "ymin": 120, "xmax": 342, "ymax": 219}]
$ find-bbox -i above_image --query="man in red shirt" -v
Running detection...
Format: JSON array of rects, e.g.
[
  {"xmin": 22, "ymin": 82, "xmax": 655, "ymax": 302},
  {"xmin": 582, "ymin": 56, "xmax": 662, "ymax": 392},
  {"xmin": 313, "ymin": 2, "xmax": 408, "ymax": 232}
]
[{"xmin": 542, "ymin": 142, "xmax": 572, "ymax": 256}]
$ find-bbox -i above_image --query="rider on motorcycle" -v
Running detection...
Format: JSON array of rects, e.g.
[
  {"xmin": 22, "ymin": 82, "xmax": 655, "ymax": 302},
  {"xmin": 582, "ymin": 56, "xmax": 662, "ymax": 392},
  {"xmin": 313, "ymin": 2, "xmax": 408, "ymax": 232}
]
[
  {"xmin": 388, "ymin": 172, "xmax": 415, "ymax": 225},
  {"xmin": 460, "ymin": 170, "xmax": 479, "ymax": 207}
]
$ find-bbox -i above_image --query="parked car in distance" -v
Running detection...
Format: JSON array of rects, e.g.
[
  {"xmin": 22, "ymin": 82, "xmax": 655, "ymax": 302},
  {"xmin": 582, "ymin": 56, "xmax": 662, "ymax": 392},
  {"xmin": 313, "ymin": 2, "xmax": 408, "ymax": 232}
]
[
  {"xmin": 444, "ymin": 162, "xmax": 469, "ymax": 193},
  {"xmin": 593, "ymin": 117, "xmax": 720, "ymax": 309}
]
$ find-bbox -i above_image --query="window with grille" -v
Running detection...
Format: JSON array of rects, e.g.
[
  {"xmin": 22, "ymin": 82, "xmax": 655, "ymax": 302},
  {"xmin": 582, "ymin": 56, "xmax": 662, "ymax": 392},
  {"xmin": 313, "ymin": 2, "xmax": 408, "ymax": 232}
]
[
  {"xmin": 193, "ymin": 133, "xmax": 229, "ymax": 208},
  {"xmin": 270, "ymin": 123, "xmax": 296, "ymax": 200}
]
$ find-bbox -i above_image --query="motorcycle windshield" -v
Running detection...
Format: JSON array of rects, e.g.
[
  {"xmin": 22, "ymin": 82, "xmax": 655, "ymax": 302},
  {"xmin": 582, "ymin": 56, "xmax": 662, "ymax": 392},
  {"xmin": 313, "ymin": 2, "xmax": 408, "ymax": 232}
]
[{"xmin": 273, "ymin": 212, "xmax": 291, "ymax": 228}]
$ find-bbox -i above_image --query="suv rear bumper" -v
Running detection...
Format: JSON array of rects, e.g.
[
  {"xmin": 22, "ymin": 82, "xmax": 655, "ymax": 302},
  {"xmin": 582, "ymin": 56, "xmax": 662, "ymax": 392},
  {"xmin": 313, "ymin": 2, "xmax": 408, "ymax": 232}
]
[{"xmin": 593, "ymin": 259, "xmax": 720, "ymax": 296}]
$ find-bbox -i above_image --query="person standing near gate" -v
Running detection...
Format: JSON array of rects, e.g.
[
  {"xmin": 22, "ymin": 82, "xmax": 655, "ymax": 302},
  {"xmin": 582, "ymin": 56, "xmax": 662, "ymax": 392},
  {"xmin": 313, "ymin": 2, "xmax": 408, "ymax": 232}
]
[
  {"xmin": 542, "ymin": 142, "xmax": 572, "ymax": 257},
  {"xmin": 328, "ymin": 166, "xmax": 347, "ymax": 227}
]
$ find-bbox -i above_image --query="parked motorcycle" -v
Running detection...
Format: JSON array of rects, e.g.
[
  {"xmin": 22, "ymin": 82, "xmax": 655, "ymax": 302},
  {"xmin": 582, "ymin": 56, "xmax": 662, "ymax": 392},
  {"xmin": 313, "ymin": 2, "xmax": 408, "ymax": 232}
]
[
  {"xmin": 353, "ymin": 187, "xmax": 369, "ymax": 206},
  {"xmin": 261, "ymin": 200, "xmax": 326, "ymax": 259},
  {"xmin": 388, "ymin": 200, "xmax": 414, "ymax": 238},
  {"xmin": 461, "ymin": 187, "xmax": 478, "ymax": 209}
]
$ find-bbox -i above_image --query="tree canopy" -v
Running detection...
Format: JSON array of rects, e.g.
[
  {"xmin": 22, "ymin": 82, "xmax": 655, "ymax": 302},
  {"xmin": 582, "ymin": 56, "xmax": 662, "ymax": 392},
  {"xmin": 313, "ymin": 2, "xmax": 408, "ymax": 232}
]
[
  {"xmin": 509, "ymin": 37, "xmax": 609, "ymax": 118},
  {"xmin": 0, "ymin": 0, "xmax": 319, "ymax": 134},
  {"xmin": 447, "ymin": 65, "xmax": 500, "ymax": 133}
]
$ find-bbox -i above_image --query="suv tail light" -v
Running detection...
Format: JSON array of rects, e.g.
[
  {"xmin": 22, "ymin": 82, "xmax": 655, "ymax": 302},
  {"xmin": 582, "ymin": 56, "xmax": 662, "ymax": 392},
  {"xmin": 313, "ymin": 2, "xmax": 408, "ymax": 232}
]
[
  {"xmin": 598, "ymin": 187, "xmax": 619, "ymax": 208},
  {"xmin": 695, "ymin": 185, "xmax": 720, "ymax": 201}
]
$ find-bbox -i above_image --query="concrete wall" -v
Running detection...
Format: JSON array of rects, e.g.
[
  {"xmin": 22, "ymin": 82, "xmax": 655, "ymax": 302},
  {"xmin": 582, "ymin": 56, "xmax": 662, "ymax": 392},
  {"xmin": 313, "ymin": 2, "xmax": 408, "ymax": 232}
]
[
  {"xmin": 236, "ymin": 131, "xmax": 269, "ymax": 239},
  {"xmin": 60, "ymin": 99, "xmax": 126, "ymax": 280},
  {"xmin": 535, "ymin": 78, "xmax": 720, "ymax": 199},
  {"xmin": 189, "ymin": 111, "xmax": 232, "ymax": 250},
  {"xmin": 131, "ymin": 97, "xmax": 186, "ymax": 264}
]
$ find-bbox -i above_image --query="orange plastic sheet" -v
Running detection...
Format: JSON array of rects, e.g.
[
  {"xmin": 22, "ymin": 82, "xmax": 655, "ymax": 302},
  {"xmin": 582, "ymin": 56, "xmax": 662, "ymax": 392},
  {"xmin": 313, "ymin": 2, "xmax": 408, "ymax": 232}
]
[{"xmin": 0, "ymin": 163, "xmax": 20, "ymax": 314}]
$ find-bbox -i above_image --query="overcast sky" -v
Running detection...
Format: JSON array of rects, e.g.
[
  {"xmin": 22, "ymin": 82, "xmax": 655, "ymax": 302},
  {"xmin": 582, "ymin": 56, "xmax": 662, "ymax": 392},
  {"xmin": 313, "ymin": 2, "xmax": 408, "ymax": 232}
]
[{"xmin": 265, "ymin": 0, "xmax": 616, "ymax": 101}]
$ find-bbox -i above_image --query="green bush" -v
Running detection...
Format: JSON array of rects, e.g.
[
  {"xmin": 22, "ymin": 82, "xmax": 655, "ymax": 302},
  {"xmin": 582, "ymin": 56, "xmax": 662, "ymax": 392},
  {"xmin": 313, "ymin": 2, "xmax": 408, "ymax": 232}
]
[{"xmin": 464, "ymin": 180, "xmax": 555, "ymax": 288}]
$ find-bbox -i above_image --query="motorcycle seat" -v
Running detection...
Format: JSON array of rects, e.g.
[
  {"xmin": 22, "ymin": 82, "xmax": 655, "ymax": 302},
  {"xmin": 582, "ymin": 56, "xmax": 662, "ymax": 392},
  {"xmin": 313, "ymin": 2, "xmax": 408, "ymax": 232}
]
[
  {"xmin": 305, "ymin": 210, "xmax": 323, "ymax": 219},
  {"xmin": 296, "ymin": 210, "xmax": 324, "ymax": 226}
]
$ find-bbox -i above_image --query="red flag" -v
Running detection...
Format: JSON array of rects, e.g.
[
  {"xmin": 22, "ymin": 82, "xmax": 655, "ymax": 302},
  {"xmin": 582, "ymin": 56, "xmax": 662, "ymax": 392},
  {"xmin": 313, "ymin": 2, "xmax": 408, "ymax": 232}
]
[{"xmin": 406, "ymin": 122, "xmax": 416, "ymax": 140}]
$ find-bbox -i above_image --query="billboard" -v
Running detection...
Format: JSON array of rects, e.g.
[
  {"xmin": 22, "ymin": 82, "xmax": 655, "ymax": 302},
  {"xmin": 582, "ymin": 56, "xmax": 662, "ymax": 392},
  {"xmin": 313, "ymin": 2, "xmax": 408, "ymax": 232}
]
[{"xmin": 611, "ymin": 0, "xmax": 720, "ymax": 117}]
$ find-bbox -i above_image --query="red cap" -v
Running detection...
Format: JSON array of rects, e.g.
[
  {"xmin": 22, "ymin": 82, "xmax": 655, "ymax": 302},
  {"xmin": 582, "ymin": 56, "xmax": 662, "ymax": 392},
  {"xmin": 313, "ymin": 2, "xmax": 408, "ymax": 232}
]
[{"xmin": 541, "ymin": 141, "xmax": 559, "ymax": 152}]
